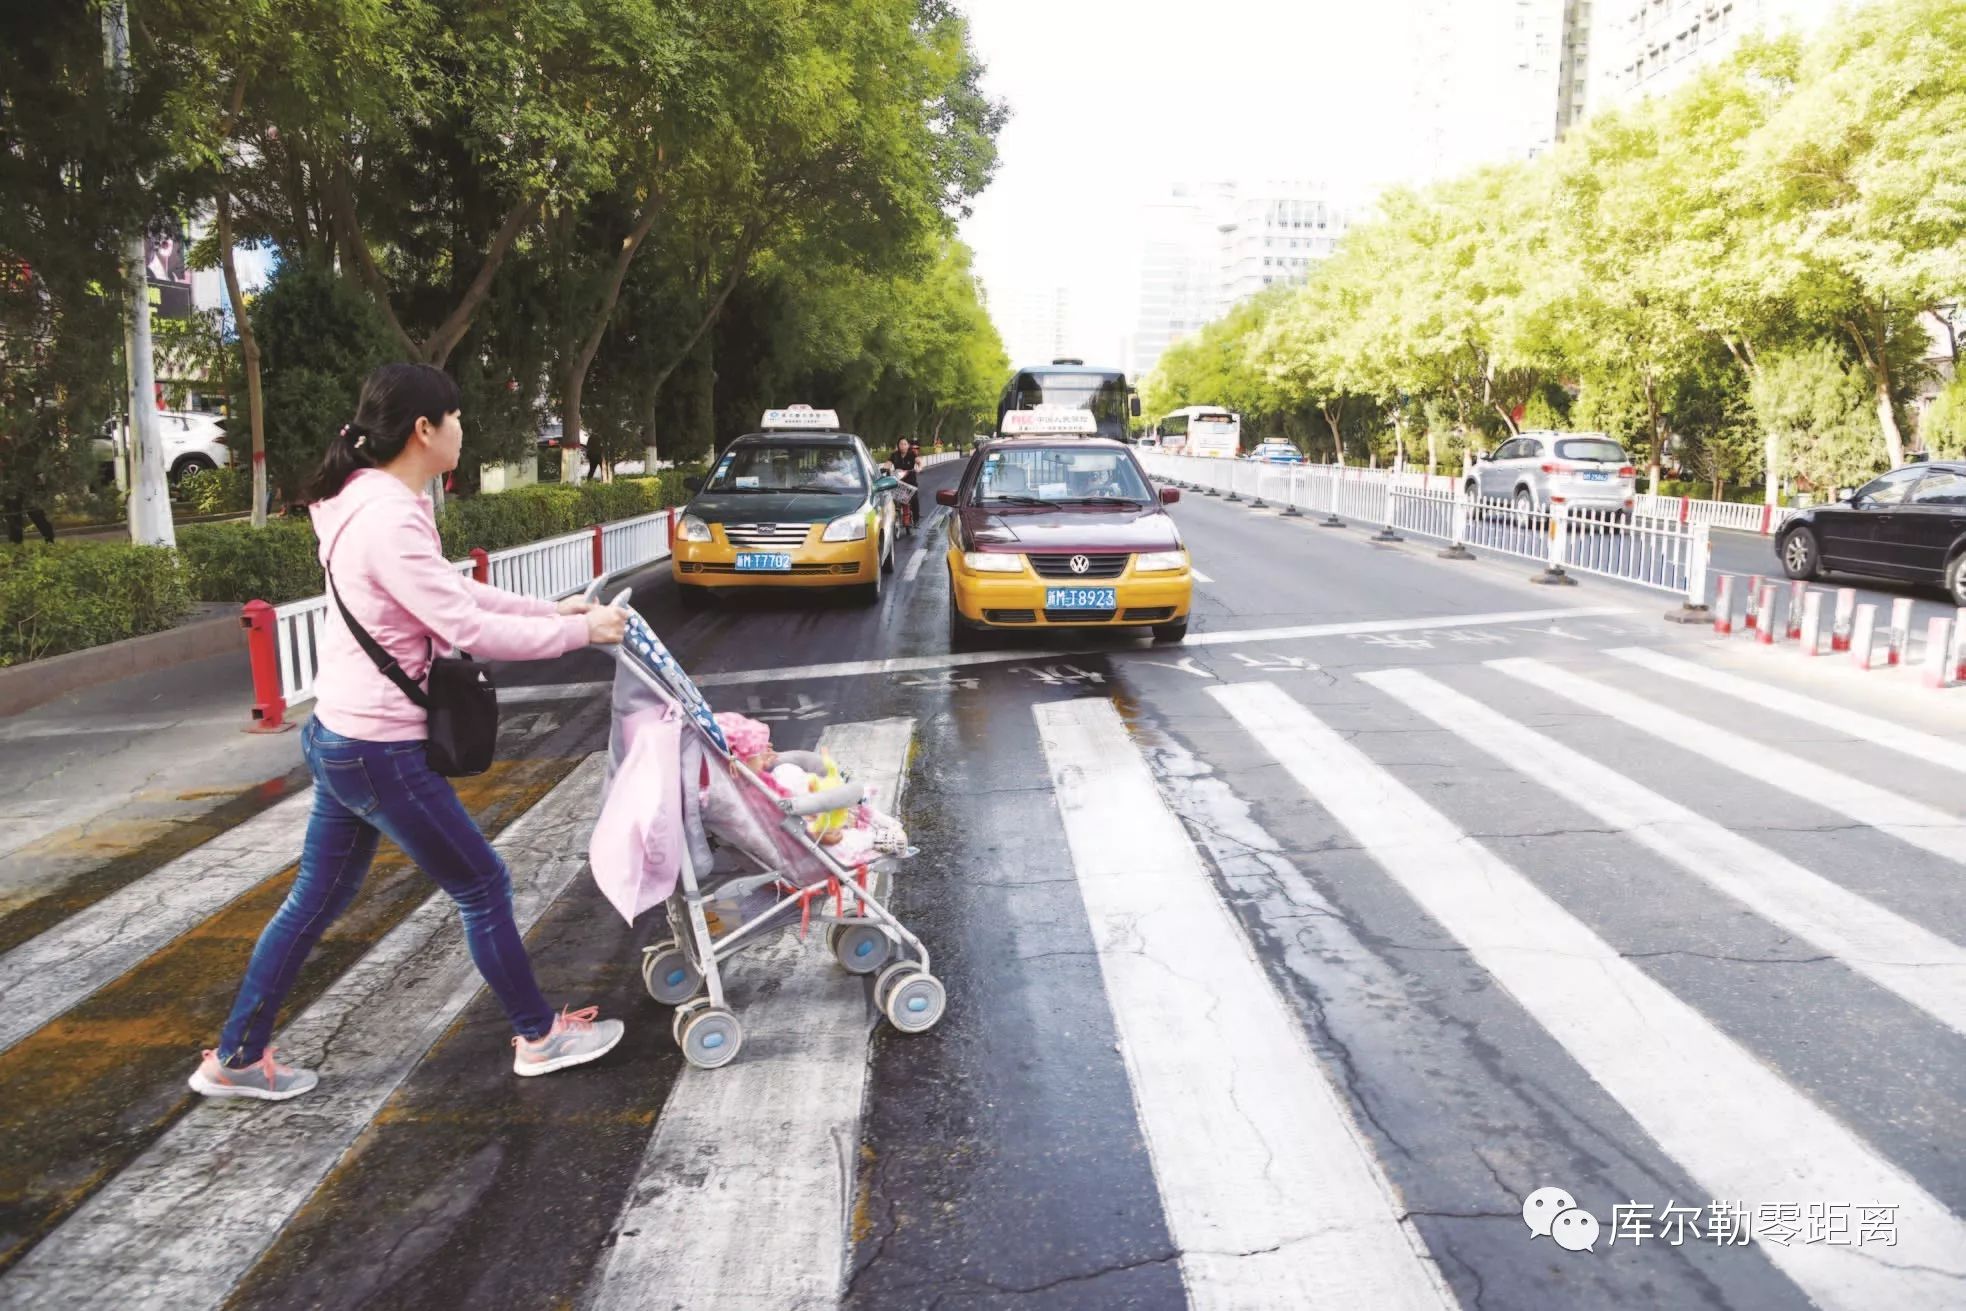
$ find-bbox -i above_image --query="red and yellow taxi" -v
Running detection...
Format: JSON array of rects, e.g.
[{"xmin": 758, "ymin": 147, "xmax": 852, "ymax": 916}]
[
  {"xmin": 941, "ymin": 431, "xmax": 1192, "ymax": 646},
  {"xmin": 671, "ymin": 407, "xmax": 903, "ymax": 607}
]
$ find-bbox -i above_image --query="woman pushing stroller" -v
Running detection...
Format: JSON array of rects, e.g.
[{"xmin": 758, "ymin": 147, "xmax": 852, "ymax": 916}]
[{"xmin": 190, "ymin": 363, "xmax": 630, "ymax": 1102}]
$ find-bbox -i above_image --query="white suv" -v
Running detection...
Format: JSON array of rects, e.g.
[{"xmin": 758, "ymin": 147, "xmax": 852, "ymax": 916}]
[
  {"xmin": 1467, "ymin": 430, "xmax": 1634, "ymax": 519},
  {"xmin": 94, "ymin": 412, "xmax": 233, "ymax": 485}
]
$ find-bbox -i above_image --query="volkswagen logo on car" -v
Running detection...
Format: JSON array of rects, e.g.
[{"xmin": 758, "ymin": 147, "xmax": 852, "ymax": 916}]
[{"xmin": 1070, "ymin": 555, "xmax": 1090, "ymax": 574}]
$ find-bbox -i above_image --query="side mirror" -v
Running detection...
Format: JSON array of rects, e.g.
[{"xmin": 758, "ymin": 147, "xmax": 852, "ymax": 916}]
[
  {"xmin": 684, "ymin": 475, "xmax": 703, "ymax": 494},
  {"xmin": 872, "ymin": 475, "xmax": 900, "ymax": 494},
  {"xmin": 936, "ymin": 488, "xmax": 959, "ymax": 507},
  {"xmin": 1130, "ymin": 395, "xmax": 1143, "ymax": 418},
  {"xmin": 1159, "ymin": 486, "xmax": 1181, "ymax": 505}
]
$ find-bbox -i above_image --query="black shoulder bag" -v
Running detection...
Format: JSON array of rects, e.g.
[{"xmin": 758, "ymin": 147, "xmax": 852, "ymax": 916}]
[{"xmin": 327, "ymin": 569, "xmax": 500, "ymax": 777}]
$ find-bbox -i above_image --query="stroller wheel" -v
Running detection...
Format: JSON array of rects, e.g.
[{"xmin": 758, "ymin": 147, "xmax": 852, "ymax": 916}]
[
  {"xmin": 679, "ymin": 1007, "xmax": 744, "ymax": 1069},
  {"xmin": 641, "ymin": 939, "xmax": 702, "ymax": 1006},
  {"xmin": 829, "ymin": 922, "xmax": 894, "ymax": 975},
  {"xmin": 881, "ymin": 971, "xmax": 947, "ymax": 1035},
  {"xmin": 672, "ymin": 998, "xmax": 709, "ymax": 1047}
]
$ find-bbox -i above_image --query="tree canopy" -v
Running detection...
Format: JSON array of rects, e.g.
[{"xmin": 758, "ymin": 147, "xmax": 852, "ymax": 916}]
[
  {"xmin": 1, "ymin": 0, "xmax": 1009, "ymax": 513},
  {"xmin": 1143, "ymin": 0, "xmax": 1965, "ymax": 499}
]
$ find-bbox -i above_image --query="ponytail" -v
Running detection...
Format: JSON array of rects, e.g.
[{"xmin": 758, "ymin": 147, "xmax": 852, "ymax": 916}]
[{"xmin": 301, "ymin": 362, "xmax": 463, "ymax": 503}]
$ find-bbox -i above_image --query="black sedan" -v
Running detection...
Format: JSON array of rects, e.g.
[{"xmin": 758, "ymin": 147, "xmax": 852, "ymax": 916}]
[{"xmin": 1777, "ymin": 462, "xmax": 1966, "ymax": 603}]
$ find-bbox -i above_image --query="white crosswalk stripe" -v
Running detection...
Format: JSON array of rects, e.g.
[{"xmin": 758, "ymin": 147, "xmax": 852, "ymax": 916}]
[
  {"xmin": 1493, "ymin": 656, "xmax": 1966, "ymax": 867},
  {"xmin": 1605, "ymin": 646, "xmax": 1966, "ymax": 774},
  {"xmin": 0, "ymin": 788, "xmax": 318, "ymax": 1056},
  {"xmin": 1212, "ymin": 680, "xmax": 1966, "ymax": 1311},
  {"xmin": 1036, "ymin": 698, "xmax": 1457, "ymax": 1309},
  {"xmin": 589, "ymin": 718, "xmax": 914, "ymax": 1310},
  {"xmin": 1362, "ymin": 667, "xmax": 1966, "ymax": 1037},
  {"xmin": 13, "ymin": 644, "xmax": 1966, "ymax": 1310},
  {"xmin": 2, "ymin": 755, "xmax": 609, "ymax": 1309}
]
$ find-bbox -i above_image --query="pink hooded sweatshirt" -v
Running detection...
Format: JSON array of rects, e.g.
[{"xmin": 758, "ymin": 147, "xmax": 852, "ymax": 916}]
[{"xmin": 309, "ymin": 468, "xmax": 590, "ymax": 742}]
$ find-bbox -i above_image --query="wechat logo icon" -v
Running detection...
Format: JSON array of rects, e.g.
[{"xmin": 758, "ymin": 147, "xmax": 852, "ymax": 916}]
[{"xmin": 1525, "ymin": 1185, "xmax": 1600, "ymax": 1253}]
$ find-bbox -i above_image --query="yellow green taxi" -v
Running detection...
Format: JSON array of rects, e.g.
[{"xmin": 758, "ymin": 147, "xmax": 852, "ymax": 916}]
[
  {"xmin": 671, "ymin": 408, "xmax": 902, "ymax": 606},
  {"xmin": 941, "ymin": 435, "xmax": 1192, "ymax": 646}
]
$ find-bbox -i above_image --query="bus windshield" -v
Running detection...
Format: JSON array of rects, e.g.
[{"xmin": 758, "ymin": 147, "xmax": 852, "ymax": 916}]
[{"xmin": 1000, "ymin": 369, "xmax": 1131, "ymax": 439}]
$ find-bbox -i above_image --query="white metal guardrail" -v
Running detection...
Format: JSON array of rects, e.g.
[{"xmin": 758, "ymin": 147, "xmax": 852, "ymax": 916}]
[
  {"xmin": 1633, "ymin": 492, "xmax": 1794, "ymax": 536},
  {"xmin": 1143, "ymin": 451, "xmax": 1711, "ymax": 607},
  {"xmin": 244, "ymin": 509, "xmax": 680, "ymax": 730}
]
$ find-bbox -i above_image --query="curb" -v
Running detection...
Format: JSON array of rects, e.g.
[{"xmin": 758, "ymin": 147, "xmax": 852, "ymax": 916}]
[{"xmin": 0, "ymin": 609, "xmax": 243, "ymax": 719}]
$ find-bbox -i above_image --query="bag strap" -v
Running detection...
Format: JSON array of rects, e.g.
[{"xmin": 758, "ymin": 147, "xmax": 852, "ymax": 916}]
[{"xmin": 327, "ymin": 564, "xmax": 434, "ymax": 711}]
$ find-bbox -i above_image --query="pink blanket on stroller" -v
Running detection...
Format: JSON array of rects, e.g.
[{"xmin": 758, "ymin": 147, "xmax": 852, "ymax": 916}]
[{"xmin": 588, "ymin": 705, "xmax": 686, "ymax": 923}]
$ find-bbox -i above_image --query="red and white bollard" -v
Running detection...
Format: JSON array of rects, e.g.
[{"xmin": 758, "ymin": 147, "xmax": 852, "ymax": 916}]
[
  {"xmin": 1923, "ymin": 617, "xmax": 1955, "ymax": 688},
  {"xmin": 1713, "ymin": 575, "xmax": 1736, "ymax": 636},
  {"xmin": 239, "ymin": 599, "xmax": 293, "ymax": 734},
  {"xmin": 1851, "ymin": 604, "xmax": 1879, "ymax": 670},
  {"xmin": 1756, "ymin": 584, "xmax": 1778, "ymax": 645},
  {"xmin": 1831, "ymin": 588, "xmax": 1856, "ymax": 652},
  {"xmin": 590, "ymin": 522, "xmax": 606, "ymax": 578},
  {"xmin": 1886, "ymin": 597, "xmax": 1913, "ymax": 667},
  {"xmin": 1785, "ymin": 581, "xmax": 1806, "ymax": 641},
  {"xmin": 1799, "ymin": 590, "xmax": 1825, "ymax": 655},
  {"xmin": 1954, "ymin": 608, "xmax": 1966, "ymax": 683},
  {"xmin": 1744, "ymin": 575, "xmax": 1765, "ymax": 632}
]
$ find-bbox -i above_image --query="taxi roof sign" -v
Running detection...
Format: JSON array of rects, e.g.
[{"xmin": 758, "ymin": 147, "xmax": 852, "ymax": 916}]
[
  {"xmin": 1000, "ymin": 407, "xmax": 1098, "ymax": 436},
  {"xmin": 762, "ymin": 405, "xmax": 840, "ymax": 431}
]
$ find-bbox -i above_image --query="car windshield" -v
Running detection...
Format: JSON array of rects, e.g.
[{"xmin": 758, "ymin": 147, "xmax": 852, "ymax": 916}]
[
  {"xmin": 1555, "ymin": 438, "xmax": 1626, "ymax": 463},
  {"xmin": 974, "ymin": 447, "xmax": 1151, "ymax": 505},
  {"xmin": 705, "ymin": 442, "xmax": 865, "ymax": 494}
]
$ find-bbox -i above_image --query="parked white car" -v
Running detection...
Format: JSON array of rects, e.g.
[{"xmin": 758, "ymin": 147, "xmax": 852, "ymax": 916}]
[
  {"xmin": 94, "ymin": 412, "xmax": 233, "ymax": 485},
  {"xmin": 1466, "ymin": 430, "xmax": 1635, "ymax": 519}
]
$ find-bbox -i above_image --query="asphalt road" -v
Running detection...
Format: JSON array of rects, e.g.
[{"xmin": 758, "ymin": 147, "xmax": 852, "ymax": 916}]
[{"xmin": 4, "ymin": 459, "xmax": 1966, "ymax": 1309}]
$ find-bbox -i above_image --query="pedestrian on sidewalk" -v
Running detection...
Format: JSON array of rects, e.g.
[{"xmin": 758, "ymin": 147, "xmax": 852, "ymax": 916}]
[
  {"xmin": 192, "ymin": 362, "xmax": 630, "ymax": 1102},
  {"xmin": 1, "ymin": 431, "xmax": 56, "ymax": 544}
]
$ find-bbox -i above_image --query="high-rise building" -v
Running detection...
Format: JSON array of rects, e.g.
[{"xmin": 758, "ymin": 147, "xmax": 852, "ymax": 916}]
[
  {"xmin": 1408, "ymin": 0, "xmax": 1571, "ymax": 178},
  {"xmin": 1214, "ymin": 181, "xmax": 1350, "ymax": 318},
  {"xmin": 1584, "ymin": 0, "xmax": 1841, "ymax": 115},
  {"xmin": 1128, "ymin": 181, "xmax": 1352, "ymax": 380}
]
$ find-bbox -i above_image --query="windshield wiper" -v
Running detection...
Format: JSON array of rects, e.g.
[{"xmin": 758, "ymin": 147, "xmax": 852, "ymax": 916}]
[
  {"xmin": 784, "ymin": 483, "xmax": 863, "ymax": 494},
  {"xmin": 983, "ymin": 494, "xmax": 1060, "ymax": 508},
  {"xmin": 1061, "ymin": 496, "xmax": 1144, "ymax": 506}
]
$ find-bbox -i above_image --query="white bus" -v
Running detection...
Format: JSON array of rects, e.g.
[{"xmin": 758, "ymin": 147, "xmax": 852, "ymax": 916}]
[{"xmin": 1158, "ymin": 406, "xmax": 1240, "ymax": 459}]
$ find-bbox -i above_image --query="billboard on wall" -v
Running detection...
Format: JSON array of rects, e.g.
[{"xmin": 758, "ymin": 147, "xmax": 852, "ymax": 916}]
[{"xmin": 145, "ymin": 222, "xmax": 191, "ymax": 319}]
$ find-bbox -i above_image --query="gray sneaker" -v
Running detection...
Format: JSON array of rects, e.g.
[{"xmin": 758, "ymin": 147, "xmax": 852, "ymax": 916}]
[
  {"xmin": 188, "ymin": 1047, "xmax": 320, "ymax": 1101},
  {"xmin": 511, "ymin": 1005, "xmax": 624, "ymax": 1077}
]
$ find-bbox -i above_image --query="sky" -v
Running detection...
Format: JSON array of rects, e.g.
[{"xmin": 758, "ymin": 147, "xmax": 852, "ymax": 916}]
[{"xmin": 955, "ymin": 0, "xmax": 1423, "ymax": 370}]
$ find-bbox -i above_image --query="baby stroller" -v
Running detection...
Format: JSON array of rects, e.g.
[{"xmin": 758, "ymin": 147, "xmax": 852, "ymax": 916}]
[{"xmin": 588, "ymin": 584, "xmax": 945, "ymax": 1069}]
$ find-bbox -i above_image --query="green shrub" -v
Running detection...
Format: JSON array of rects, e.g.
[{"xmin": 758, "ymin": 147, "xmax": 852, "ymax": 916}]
[
  {"xmin": 178, "ymin": 465, "xmax": 253, "ymax": 515},
  {"xmin": 437, "ymin": 476, "xmax": 690, "ymax": 557},
  {"xmin": 177, "ymin": 518, "xmax": 324, "ymax": 605},
  {"xmin": 0, "ymin": 541, "xmax": 194, "ymax": 667},
  {"xmin": 171, "ymin": 478, "xmax": 691, "ymax": 604}
]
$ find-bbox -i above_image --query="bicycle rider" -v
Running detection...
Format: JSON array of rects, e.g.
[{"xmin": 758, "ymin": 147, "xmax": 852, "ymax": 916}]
[{"xmin": 888, "ymin": 437, "xmax": 920, "ymax": 529}]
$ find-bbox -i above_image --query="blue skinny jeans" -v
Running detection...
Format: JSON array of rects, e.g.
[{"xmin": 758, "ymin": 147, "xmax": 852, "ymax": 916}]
[{"xmin": 217, "ymin": 718, "xmax": 555, "ymax": 1065}]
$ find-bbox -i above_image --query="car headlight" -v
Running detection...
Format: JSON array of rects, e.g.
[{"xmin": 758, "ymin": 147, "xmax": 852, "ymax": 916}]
[
  {"xmin": 678, "ymin": 514, "xmax": 713, "ymax": 543},
  {"xmin": 962, "ymin": 551, "xmax": 1023, "ymax": 573},
  {"xmin": 1136, "ymin": 550, "xmax": 1188, "ymax": 573},
  {"xmin": 822, "ymin": 512, "xmax": 869, "ymax": 542}
]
